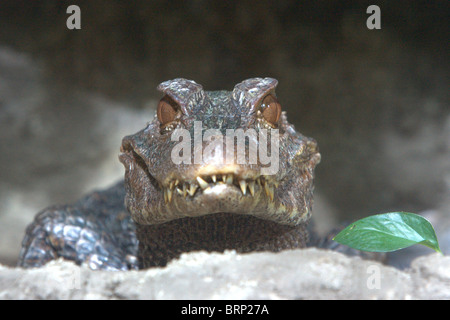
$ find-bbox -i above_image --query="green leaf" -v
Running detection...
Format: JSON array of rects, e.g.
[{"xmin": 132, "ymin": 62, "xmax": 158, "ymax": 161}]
[{"xmin": 332, "ymin": 212, "xmax": 442, "ymax": 253}]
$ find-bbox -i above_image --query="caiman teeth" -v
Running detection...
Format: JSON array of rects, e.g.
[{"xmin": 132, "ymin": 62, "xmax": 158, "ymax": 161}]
[
  {"xmin": 248, "ymin": 181, "xmax": 255, "ymax": 196},
  {"xmin": 263, "ymin": 182, "xmax": 274, "ymax": 202},
  {"xmin": 196, "ymin": 176, "xmax": 209, "ymax": 189},
  {"xmin": 164, "ymin": 188, "xmax": 173, "ymax": 204},
  {"xmin": 187, "ymin": 184, "xmax": 198, "ymax": 196},
  {"xmin": 225, "ymin": 174, "xmax": 233, "ymax": 185},
  {"xmin": 167, "ymin": 188, "xmax": 173, "ymax": 203},
  {"xmin": 239, "ymin": 180, "xmax": 247, "ymax": 195},
  {"xmin": 164, "ymin": 174, "xmax": 278, "ymax": 201}
]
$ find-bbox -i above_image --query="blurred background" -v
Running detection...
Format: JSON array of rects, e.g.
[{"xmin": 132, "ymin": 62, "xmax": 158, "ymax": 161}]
[{"xmin": 0, "ymin": 1, "xmax": 449, "ymax": 266}]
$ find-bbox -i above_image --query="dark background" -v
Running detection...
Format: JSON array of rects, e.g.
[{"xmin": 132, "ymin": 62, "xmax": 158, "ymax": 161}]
[{"xmin": 0, "ymin": 0, "xmax": 449, "ymax": 265}]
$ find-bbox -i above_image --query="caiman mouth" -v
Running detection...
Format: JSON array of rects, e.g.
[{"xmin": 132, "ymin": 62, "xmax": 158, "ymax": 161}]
[{"xmin": 161, "ymin": 173, "xmax": 279, "ymax": 204}]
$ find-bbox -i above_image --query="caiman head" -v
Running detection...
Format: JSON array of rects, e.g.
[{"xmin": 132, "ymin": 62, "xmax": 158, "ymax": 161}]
[{"xmin": 119, "ymin": 78, "xmax": 320, "ymax": 226}]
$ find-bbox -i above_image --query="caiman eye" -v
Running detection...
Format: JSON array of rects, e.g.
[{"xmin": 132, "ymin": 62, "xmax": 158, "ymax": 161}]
[
  {"xmin": 157, "ymin": 95, "xmax": 179, "ymax": 126},
  {"xmin": 260, "ymin": 94, "xmax": 281, "ymax": 125}
]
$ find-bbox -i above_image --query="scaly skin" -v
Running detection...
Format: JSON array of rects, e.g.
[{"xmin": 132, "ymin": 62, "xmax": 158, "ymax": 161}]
[{"xmin": 18, "ymin": 78, "xmax": 321, "ymax": 269}]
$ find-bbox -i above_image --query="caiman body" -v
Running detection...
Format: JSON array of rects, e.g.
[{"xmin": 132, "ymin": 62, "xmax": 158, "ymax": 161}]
[{"xmin": 19, "ymin": 78, "xmax": 321, "ymax": 270}]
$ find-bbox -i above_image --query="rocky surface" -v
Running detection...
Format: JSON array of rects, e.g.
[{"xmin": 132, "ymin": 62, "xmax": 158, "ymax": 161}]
[{"xmin": 1, "ymin": 248, "xmax": 449, "ymax": 300}]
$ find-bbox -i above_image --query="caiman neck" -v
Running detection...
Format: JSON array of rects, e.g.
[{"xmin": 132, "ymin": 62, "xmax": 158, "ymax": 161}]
[{"xmin": 136, "ymin": 213, "xmax": 309, "ymax": 268}]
